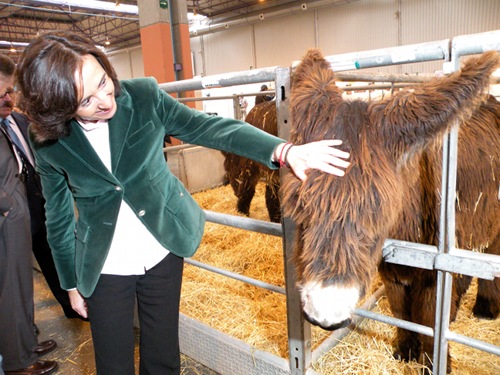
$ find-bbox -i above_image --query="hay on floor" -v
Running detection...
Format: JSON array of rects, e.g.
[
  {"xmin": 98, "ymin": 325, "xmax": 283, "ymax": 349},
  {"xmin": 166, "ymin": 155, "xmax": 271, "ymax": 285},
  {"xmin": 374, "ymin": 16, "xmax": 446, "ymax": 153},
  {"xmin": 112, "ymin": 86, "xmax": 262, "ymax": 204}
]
[{"xmin": 181, "ymin": 182, "xmax": 499, "ymax": 374}]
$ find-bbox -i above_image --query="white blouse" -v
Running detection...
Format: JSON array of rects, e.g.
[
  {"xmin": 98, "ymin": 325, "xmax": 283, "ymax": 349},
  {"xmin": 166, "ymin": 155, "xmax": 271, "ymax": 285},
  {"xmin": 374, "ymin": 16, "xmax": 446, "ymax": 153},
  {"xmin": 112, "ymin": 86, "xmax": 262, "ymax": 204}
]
[{"xmin": 79, "ymin": 120, "xmax": 169, "ymax": 275}]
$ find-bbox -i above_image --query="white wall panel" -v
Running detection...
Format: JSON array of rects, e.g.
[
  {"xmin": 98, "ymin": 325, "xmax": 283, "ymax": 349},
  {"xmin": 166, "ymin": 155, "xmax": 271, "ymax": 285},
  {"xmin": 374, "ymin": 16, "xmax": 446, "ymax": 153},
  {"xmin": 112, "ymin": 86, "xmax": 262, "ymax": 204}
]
[
  {"xmin": 317, "ymin": 0, "xmax": 399, "ymax": 56},
  {"xmin": 108, "ymin": 47, "xmax": 144, "ymax": 80},
  {"xmin": 254, "ymin": 12, "xmax": 316, "ymax": 68},
  {"xmin": 109, "ymin": 51, "xmax": 134, "ymax": 80},
  {"xmin": 190, "ymin": 36, "xmax": 204, "ymax": 77},
  {"xmin": 399, "ymin": 0, "xmax": 500, "ymax": 73},
  {"xmin": 203, "ymin": 25, "xmax": 254, "ymax": 75},
  {"xmin": 130, "ymin": 48, "xmax": 145, "ymax": 78},
  {"xmin": 401, "ymin": 0, "xmax": 500, "ymax": 44}
]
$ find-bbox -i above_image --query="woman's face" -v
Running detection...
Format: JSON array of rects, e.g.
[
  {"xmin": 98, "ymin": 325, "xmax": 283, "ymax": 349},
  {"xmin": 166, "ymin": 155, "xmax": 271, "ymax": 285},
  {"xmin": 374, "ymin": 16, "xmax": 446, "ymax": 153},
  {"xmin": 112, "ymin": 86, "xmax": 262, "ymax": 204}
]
[{"xmin": 74, "ymin": 54, "xmax": 117, "ymax": 123}]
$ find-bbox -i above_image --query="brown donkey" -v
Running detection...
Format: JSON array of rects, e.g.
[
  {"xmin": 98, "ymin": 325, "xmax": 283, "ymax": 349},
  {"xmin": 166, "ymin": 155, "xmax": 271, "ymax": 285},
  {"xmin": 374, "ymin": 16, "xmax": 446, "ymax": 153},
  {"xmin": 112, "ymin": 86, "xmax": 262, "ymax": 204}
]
[{"xmin": 222, "ymin": 100, "xmax": 281, "ymax": 222}]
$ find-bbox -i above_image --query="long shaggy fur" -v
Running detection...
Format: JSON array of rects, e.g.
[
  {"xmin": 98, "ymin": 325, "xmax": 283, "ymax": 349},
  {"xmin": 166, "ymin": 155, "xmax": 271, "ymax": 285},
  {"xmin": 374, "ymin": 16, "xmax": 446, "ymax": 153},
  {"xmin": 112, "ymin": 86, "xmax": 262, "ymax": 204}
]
[
  {"xmin": 282, "ymin": 48, "xmax": 500, "ymax": 371},
  {"xmin": 223, "ymin": 100, "xmax": 281, "ymax": 222}
]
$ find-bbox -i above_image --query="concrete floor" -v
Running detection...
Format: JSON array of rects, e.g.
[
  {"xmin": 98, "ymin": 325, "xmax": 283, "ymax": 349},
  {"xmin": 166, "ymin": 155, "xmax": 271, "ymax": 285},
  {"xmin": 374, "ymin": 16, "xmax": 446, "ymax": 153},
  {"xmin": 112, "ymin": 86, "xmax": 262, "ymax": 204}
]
[{"xmin": 33, "ymin": 269, "xmax": 219, "ymax": 375}]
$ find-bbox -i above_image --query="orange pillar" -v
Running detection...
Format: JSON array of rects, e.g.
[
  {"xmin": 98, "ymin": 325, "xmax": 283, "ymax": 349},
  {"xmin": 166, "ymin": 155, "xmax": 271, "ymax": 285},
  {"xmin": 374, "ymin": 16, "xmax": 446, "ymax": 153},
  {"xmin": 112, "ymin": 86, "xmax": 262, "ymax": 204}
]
[
  {"xmin": 137, "ymin": 0, "xmax": 194, "ymax": 145},
  {"xmin": 137, "ymin": 0, "xmax": 193, "ymax": 89},
  {"xmin": 140, "ymin": 23, "xmax": 175, "ymax": 83},
  {"xmin": 137, "ymin": 0, "xmax": 175, "ymax": 84}
]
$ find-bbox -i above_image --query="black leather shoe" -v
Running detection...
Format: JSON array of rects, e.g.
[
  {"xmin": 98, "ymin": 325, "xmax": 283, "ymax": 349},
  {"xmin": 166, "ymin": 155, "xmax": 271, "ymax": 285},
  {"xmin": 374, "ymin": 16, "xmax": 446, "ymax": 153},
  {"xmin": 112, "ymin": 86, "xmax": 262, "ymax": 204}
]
[
  {"xmin": 32, "ymin": 340, "xmax": 57, "ymax": 356},
  {"xmin": 5, "ymin": 360, "xmax": 58, "ymax": 374}
]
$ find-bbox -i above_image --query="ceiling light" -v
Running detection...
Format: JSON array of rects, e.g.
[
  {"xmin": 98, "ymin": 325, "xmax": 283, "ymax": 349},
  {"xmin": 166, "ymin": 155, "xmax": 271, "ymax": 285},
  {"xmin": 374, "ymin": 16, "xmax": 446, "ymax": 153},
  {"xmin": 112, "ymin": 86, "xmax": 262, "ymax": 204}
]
[
  {"xmin": 30, "ymin": 0, "xmax": 138, "ymax": 14},
  {"xmin": 0, "ymin": 41, "xmax": 29, "ymax": 47}
]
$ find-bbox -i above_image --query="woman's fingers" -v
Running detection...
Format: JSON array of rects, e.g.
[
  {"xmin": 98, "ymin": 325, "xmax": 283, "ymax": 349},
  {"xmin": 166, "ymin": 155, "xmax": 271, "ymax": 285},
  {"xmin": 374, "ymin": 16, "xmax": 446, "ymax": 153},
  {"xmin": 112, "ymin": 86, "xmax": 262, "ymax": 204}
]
[{"xmin": 287, "ymin": 139, "xmax": 350, "ymax": 181}]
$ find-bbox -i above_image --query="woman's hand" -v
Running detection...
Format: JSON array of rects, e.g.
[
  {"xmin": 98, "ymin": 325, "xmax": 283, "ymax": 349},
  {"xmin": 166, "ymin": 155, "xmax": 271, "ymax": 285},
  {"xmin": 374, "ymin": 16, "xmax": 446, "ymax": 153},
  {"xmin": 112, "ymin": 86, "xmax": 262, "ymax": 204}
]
[
  {"xmin": 276, "ymin": 140, "xmax": 350, "ymax": 181},
  {"xmin": 68, "ymin": 289, "xmax": 88, "ymax": 319}
]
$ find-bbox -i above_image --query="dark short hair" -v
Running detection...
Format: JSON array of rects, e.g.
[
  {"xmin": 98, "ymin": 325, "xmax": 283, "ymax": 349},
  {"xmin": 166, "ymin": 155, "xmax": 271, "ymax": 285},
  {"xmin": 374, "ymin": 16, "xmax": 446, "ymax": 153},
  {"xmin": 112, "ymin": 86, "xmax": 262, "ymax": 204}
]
[
  {"xmin": 16, "ymin": 30, "xmax": 121, "ymax": 142},
  {"xmin": 0, "ymin": 54, "xmax": 16, "ymax": 78}
]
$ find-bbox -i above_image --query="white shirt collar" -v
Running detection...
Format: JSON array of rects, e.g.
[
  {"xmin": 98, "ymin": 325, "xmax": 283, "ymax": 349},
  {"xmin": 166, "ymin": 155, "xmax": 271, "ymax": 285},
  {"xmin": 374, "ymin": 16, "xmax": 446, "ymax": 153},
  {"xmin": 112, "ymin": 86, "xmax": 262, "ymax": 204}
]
[{"xmin": 77, "ymin": 119, "xmax": 108, "ymax": 132}]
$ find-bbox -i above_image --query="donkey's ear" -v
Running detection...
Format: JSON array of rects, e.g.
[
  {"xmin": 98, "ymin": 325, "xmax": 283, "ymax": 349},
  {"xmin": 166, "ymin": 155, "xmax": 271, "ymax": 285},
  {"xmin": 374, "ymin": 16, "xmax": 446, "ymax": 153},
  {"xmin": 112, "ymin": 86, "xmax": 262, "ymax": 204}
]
[
  {"xmin": 290, "ymin": 48, "xmax": 344, "ymax": 144},
  {"xmin": 368, "ymin": 51, "xmax": 500, "ymax": 164}
]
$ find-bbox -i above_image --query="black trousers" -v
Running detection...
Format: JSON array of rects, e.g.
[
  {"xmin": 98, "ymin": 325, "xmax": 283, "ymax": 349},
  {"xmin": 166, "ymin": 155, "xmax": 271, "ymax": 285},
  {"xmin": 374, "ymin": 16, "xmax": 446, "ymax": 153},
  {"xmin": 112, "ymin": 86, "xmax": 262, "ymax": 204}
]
[
  {"xmin": 32, "ymin": 227, "xmax": 74, "ymax": 317},
  {"xmin": 86, "ymin": 253, "xmax": 184, "ymax": 375}
]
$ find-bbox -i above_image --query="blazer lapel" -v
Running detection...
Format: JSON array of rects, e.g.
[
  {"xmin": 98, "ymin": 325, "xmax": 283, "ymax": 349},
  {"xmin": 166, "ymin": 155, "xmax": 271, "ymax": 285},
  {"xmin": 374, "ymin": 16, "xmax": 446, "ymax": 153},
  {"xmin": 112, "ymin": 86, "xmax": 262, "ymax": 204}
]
[
  {"xmin": 59, "ymin": 121, "xmax": 118, "ymax": 184},
  {"xmin": 108, "ymin": 100, "xmax": 134, "ymax": 173},
  {"xmin": 56, "ymin": 91, "xmax": 134, "ymax": 183}
]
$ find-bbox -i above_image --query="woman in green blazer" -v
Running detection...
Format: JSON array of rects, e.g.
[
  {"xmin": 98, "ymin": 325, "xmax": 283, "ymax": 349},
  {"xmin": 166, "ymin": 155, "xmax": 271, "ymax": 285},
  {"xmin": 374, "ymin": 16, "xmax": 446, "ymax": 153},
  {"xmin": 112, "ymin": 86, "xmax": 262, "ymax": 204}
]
[{"xmin": 16, "ymin": 31, "xmax": 349, "ymax": 375}]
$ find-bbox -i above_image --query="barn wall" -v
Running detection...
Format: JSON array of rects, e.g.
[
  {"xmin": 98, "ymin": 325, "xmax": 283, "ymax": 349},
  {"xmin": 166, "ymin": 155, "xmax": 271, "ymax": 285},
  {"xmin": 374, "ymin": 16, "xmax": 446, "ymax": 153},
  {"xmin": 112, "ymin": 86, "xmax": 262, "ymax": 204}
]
[
  {"xmin": 129, "ymin": 48, "xmax": 145, "ymax": 78},
  {"xmin": 201, "ymin": 25, "xmax": 255, "ymax": 75},
  {"xmin": 108, "ymin": 45, "xmax": 144, "ymax": 80},
  {"xmin": 316, "ymin": 0, "xmax": 401, "ymax": 74},
  {"xmin": 190, "ymin": 36, "xmax": 204, "ymax": 77},
  {"xmin": 254, "ymin": 12, "xmax": 316, "ymax": 69},
  {"xmin": 190, "ymin": 0, "xmax": 500, "ymax": 77},
  {"xmin": 399, "ymin": 0, "xmax": 500, "ymax": 73},
  {"xmin": 108, "ymin": 51, "xmax": 133, "ymax": 79},
  {"xmin": 109, "ymin": 0, "xmax": 500, "ymax": 81},
  {"xmin": 317, "ymin": 0, "xmax": 399, "ymax": 56}
]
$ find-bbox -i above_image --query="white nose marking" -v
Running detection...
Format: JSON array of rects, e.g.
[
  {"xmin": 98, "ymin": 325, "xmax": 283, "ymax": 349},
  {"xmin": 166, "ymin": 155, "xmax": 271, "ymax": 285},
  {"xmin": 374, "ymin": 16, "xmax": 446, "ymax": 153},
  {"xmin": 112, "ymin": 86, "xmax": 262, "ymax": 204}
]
[{"xmin": 301, "ymin": 281, "xmax": 359, "ymax": 327}]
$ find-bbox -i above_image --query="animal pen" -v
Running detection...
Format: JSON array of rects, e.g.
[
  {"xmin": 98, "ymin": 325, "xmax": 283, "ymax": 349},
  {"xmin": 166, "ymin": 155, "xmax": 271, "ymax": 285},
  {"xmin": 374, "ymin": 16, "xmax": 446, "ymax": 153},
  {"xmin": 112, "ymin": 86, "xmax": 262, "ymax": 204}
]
[{"xmin": 159, "ymin": 29, "xmax": 500, "ymax": 375}]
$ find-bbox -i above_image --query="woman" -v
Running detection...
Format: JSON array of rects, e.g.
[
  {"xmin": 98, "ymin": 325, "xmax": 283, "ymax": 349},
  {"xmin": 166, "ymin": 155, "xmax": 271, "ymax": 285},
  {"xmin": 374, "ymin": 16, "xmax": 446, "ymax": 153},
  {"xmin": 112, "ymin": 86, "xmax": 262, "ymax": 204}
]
[{"xmin": 16, "ymin": 31, "xmax": 349, "ymax": 375}]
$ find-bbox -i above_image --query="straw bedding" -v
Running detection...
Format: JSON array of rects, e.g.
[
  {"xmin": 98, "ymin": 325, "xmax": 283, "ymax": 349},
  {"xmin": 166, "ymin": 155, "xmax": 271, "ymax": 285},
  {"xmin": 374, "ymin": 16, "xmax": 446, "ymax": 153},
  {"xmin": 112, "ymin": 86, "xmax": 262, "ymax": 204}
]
[{"xmin": 180, "ymin": 182, "xmax": 499, "ymax": 374}]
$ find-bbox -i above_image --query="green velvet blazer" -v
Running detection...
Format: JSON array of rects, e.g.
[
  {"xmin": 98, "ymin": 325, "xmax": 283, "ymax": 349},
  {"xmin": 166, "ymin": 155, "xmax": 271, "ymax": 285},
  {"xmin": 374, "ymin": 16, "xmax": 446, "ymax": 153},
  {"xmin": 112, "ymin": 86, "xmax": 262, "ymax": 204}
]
[{"xmin": 30, "ymin": 78, "xmax": 283, "ymax": 297}]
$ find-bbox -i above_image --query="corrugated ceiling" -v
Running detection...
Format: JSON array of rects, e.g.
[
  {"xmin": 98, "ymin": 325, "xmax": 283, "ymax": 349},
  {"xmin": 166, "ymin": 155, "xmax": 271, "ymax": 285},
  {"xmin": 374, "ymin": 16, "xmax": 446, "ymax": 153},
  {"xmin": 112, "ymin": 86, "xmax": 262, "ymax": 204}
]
[{"xmin": 0, "ymin": 0, "xmax": 320, "ymax": 60}]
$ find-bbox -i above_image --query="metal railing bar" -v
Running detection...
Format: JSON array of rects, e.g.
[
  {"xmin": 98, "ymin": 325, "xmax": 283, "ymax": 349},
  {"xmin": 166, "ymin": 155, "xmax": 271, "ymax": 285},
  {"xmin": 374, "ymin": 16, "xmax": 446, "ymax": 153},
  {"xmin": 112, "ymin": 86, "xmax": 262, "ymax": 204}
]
[
  {"xmin": 185, "ymin": 258, "xmax": 286, "ymax": 295},
  {"xmin": 204, "ymin": 210, "xmax": 283, "ymax": 237}
]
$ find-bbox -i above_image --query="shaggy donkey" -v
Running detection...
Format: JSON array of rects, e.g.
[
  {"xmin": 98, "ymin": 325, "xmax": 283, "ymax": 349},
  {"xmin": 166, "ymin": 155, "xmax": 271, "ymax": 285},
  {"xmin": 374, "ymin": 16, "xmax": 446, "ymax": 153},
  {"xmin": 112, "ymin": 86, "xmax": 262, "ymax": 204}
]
[{"xmin": 282, "ymin": 49, "xmax": 500, "ymax": 371}]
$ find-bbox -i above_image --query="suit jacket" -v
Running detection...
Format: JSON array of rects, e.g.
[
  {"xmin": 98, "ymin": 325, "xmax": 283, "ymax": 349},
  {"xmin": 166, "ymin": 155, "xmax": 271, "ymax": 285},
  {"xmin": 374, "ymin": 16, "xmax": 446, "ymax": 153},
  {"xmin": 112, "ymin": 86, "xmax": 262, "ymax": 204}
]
[
  {"xmin": 0, "ymin": 121, "xmax": 30, "ymax": 231},
  {"xmin": 0, "ymin": 124, "xmax": 37, "ymax": 372},
  {"xmin": 30, "ymin": 78, "xmax": 283, "ymax": 297},
  {"xmin": 11, "ymin": 111, "xmax": 45, "ymax": 234}
]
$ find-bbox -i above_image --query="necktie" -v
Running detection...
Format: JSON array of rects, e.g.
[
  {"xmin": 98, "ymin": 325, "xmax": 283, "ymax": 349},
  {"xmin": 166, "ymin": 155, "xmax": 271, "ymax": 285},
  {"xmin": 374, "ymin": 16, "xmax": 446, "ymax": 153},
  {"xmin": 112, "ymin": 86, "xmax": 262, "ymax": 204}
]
[
  {"xmin": 1, "ymin": 117, "xmax": 28, "ymax": 182},
  {"xmin": 1, "ymin": 118, "xmax": 27, "ymax": 156}
]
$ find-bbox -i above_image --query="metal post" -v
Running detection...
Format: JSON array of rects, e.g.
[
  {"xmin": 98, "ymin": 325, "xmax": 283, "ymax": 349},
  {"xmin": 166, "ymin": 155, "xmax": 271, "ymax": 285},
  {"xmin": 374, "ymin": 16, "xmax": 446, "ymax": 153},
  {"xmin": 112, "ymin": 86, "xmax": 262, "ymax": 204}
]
[{"xmin": 276, "ymin": 66, "xmax": 312, "ymax": 375}]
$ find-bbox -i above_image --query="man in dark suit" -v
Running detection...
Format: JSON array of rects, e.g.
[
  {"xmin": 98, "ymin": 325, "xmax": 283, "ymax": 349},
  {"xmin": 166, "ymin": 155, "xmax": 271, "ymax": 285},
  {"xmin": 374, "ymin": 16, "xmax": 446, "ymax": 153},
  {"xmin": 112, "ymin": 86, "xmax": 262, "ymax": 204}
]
[
  {"xmin": 0, "ymin": 54, "xmax": 58, "ymax": 374},
  {"xmin": 11, "ymin": 111, "xmax": 85, "ymax": 320}
]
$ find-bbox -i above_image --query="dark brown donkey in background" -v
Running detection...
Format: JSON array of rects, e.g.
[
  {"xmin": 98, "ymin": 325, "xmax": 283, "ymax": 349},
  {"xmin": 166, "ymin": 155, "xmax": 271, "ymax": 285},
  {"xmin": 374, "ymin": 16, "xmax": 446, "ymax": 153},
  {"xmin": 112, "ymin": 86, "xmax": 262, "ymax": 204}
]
[{"xmin": 222, "ymin": 100, "xmax": 281, "ymax": 223}]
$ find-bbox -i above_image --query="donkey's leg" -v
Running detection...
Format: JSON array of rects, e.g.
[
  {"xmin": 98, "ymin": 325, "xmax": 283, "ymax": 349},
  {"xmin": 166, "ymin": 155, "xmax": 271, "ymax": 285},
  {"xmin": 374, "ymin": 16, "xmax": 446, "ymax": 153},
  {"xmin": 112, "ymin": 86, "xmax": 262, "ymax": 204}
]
[
  {"xmin": 235, "ymin": 162, "xmax": 260, "ymax": 216},
  {"xmin": 380, "ymin": 265, "xmax": 421, "ymax": 363},
  {"xmin": 413, "ymin": 273, "xmax": 470, "ymax": 374},
  {"xmin": 473, "ymin": 233, "xmax": 500, "ymax": 319},
  {"xmin": 473, "ymin": 278, "xmax": 500, "ymax": 319},
  {"xmin": 265, "ymin": 171, "xmax": 281, "ymax": 223}
]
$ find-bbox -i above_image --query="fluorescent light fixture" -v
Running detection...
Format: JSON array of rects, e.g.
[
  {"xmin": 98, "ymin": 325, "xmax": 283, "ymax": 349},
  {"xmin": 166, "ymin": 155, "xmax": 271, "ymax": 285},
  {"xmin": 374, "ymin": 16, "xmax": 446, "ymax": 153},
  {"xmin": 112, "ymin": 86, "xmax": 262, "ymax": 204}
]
[
  {"xmin": 0, "ymin": 41, "xmax": 30, "ymax": 47},
  {"xmin": 30, "ymin": 0, "xmax": 138, "ymax": 14},
  {"xmin": 26, "ymin": 2, "xmax": 208, "ymax": 34},
  {"xmin": 31, "ymin": 2, "xmax": 207, "ymax": 23}
]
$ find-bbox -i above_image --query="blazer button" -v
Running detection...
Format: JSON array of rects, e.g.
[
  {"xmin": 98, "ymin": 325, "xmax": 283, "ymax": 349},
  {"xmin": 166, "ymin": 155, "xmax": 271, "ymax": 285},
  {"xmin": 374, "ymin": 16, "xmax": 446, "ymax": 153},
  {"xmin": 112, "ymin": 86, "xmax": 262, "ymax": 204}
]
[
  {"xmin": 115, "ymin": 186, "xmax": 122, "ymax": 191},
  {"xmin": 138, "ymin": 210, "xmax": 146, "ymax": 217}
]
